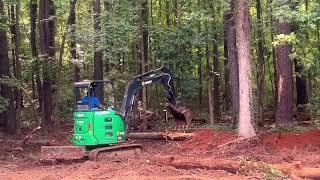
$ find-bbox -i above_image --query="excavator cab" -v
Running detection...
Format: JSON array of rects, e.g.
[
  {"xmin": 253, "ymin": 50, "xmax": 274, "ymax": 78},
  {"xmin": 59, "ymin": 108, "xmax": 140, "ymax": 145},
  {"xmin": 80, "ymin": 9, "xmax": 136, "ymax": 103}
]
[{"xmin": 72, "ymin": 80, "xmax": 126, "ymax": 147}]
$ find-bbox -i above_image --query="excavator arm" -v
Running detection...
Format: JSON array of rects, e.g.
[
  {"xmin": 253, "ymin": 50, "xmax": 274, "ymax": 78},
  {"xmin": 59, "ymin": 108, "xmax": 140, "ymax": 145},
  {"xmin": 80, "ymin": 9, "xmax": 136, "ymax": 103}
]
[{"xmin": 119, "ymin": 66, "xmax": 192, "ymax": 129}]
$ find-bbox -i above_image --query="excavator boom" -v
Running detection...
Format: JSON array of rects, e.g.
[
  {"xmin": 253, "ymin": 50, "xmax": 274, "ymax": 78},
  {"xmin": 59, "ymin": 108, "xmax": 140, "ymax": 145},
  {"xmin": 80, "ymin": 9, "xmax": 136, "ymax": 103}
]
[{"xmin": 120, "ymin": 66, "xmax": 192, "ymax": 129}]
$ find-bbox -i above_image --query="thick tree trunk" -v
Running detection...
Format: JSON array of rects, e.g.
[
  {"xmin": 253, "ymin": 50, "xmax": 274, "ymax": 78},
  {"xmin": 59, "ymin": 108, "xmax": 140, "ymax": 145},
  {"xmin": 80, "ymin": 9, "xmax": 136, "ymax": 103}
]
[
  {"xmin": 127, "ymin": 132, "xmax": 193, "ymax": 141},
  {"xmin": 0, "ymin": 0, "xmax": 16, "ymax": 133},
  {"xmin": 157, "ymin": 156, "xmax": 320, "ymax": 179},
  {"xmin": 93, "ymin": 0, "xmax": 104, "ymax": 102},
  {"xmin": 234, "ymin": 0, "xmax": 256, "ymax": 138},
  {"xmin": 256, "ymin": 0, "xmax": 265, "ymax": 124},
  {"xmin": 226, "ymin": 7, "xmax": 239, "ymax": 128},
  {"xmin": 275, "ymin": 21, "xmax": 293, "ymax": 126},
  {"xmin": 39, "ymin": 0, "xmax": 55, "ymax": 130}
]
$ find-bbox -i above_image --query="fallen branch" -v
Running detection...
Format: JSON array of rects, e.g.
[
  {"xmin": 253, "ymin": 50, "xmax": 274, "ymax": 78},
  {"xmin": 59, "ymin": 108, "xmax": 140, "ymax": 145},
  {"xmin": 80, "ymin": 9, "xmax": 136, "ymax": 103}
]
[
  {"xmin": 20, "ymin": 126, "xmax": 41, "ymax": 147},
  {"xmin": 156, "ymin": 156, "xmax": 320, "ymax": 179},
  {"xmin": 127, "ymin": 132, "xmax": 193, "ymax": 141}
]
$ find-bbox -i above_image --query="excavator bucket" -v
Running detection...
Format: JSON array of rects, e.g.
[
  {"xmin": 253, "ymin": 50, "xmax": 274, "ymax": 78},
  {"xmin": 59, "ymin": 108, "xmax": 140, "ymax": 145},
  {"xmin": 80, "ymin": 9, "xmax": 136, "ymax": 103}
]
[{"xmin": 165, "ymin": 103, "xmax": 192, "ymax": 129}]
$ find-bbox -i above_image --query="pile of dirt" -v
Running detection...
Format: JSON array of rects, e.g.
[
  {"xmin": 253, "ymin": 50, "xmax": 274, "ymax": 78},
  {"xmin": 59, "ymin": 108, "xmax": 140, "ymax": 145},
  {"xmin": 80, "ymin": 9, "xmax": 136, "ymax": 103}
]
[
  {"xmin": 263, "ymin": 129, "xmax": 320, "ymax": 149},
  {"xmin": 180, "ymin": 129, "xmax": 320, "ymax": 152},
  {"xmin": 181, "ymin": 129, "xmax": 237, "ymax": 151}
]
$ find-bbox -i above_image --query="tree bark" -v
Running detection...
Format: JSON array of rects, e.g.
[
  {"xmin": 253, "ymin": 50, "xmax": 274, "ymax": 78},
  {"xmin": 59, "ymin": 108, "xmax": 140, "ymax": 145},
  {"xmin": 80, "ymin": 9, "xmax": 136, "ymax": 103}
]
[
  {"xmin": 256, "ymin": 0, "xmax": 265, "ymax": 124},
  {"xmin": 294, "ymin": 59, "xmax": 308, "ymax": 113},
  {"xmin": 213, "ymin": 33, "xmax": 220, "ymax": 121},
  {"xmin": 0, "ymin": 0, "xmax": 16, "ymax": 133},
  {"xmin": 197, "ymin": 0, "xmax": 202, "ymax": 113},
  {"xmin": 235, "ymin": 0, "xmax": 256, "ymax": 138},
  {"xmin": 93, "ymin": 0, "xmax": 104, "ymax": 102},
  {"xmin": 227, "ymin": 6, "xmax": 239, "ymax": 128},
  {"xmin": 275, "ymin": 21, "xmax": 293, "ymax": 126},
  {"xmin": 10, "ymin": 2, "xmax": 22, "ymax": 133},
  {"xmin": 39, "ymin": 0, "xmax": 55, "ymax": 130},
  {"xmin": 223, "ymin": 12, "xmax": 231, "ymax": 111},
  {"xmin": 138, "ymin": 0, "xmax": 148, "ymax": 130},
  {"xmin": 267, "ymin": 0, "xmax": 277, "ymax": 111},
  {"xmin": 30, "ymin": 0, "xmax": 42, "ymax": 112}
]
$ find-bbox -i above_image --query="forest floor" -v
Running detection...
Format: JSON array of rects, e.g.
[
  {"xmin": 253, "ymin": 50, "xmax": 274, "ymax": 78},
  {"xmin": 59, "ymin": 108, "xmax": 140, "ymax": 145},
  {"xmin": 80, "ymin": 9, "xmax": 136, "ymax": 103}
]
[{"xmin": 0, "ymin": 124, "xmax": 320, "ymax": 179}]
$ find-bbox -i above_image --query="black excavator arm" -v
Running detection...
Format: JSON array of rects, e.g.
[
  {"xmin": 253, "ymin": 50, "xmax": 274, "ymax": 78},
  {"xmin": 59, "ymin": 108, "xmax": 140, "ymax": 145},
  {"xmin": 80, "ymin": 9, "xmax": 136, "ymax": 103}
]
[{"xmin": 119, "ymin": 66, "xmax": 177, "ymax": 123}]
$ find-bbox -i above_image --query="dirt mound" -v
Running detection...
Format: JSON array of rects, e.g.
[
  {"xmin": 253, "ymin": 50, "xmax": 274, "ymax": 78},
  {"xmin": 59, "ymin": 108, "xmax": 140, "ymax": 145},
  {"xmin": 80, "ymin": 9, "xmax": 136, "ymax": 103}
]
[
  {"xmin": 181, "ymin": 129, "xmax": 237, "ymax": 151},
  {"xmin": 263, "ymin": 129, "xmax": 320, "ymax": 149}
]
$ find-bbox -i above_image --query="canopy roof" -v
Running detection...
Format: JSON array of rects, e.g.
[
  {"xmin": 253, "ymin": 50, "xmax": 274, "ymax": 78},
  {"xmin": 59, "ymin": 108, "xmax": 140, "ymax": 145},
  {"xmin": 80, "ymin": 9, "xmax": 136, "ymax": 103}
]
[{"xmin": 73, "ymin": 80, "xmax": 114, "ymax": 88}]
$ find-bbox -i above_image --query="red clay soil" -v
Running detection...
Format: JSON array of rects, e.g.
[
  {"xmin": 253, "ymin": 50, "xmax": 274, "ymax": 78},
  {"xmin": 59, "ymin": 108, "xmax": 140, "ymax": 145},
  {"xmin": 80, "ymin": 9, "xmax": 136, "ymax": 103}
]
[
  {"xmin": 1, "ymin": 127, "xmax": 320, "ymax": 179},
  {"xmin": 179, "ymin": 129, "xmax": 320, "ymax": 152},
  {"xmin": 181, "ymin": 129, "xmax": 237, "ymax": 151},
  {"xmin": 263, "ymin": 129, "xmax": 320, "ymax": 149}
]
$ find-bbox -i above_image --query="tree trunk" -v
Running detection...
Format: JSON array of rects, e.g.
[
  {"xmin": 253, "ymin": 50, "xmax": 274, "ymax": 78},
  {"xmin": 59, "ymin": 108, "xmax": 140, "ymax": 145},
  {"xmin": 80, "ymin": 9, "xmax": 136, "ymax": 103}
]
[
  {"xmin": 93, "ymin": 0, "xmax": 104, "ymax": 102},
  {"xmin": 223, "ymin": 12, "xmax": 231, "ymax": 111},
  {"xmin": 39, "ymin": 0, "xmax": 55, "ymax": 130},
  {"xmin": 138, "ymin": 0, "xmax": 148, "ymax": 130},
  {"xmin": 165, "ymin": 0, "xmax": 170, "ymax": 27},
  {"xmin": 234, "ymin": 0, "xmax": 256, "ymax": 138},
  {"xmin": 213, "ymin": 33, "xmax": 220, "ymax": 121},
  {"xmin": 30, "ymin": 0, "xmax": 42, "ymax": 112},
  {"xmin": 197, "ymin": 0, "xmax": 202, "ymax": 113},
  {"xmin": 10, "ymin": 2, "xmax": 22, "ymax": 133},
  {"xmin": 256, "ymin": 0, "xmax": 265, "ymax": 124},
  {"xmin": 68, "ymin": 0, "xmax": 80, "ymax": 100},
  {"xmin": 294, "ymin": 59, "xmax": 308, "ymax": 112},
  {"xmin": 227, "ymin": 6, "xmax": 239, "ymax": 128},
  {"xmin": 157, "ymin": 156, "xmax": 320, "ymax": 179},
  {"xmin": 275, "ymin": 21, "xmax": 293, "ymax": 126},
  {"xmin": 294, "ymin": 0, "xmax": 309, "ymax": 113},
  {"xmin": 104, "ymin": 0, "xmax": 111, "ymax": 76},
  {"xmin": 0, "ymin": 0, "xmax": 16, "ymax": 133},
  {"xmin": 267, "ymin": 0, "xmax": 277, "ymax": 111},
  {"xmin": 208, "ymin": 76, "xmax": 214, "ymax": 124}
]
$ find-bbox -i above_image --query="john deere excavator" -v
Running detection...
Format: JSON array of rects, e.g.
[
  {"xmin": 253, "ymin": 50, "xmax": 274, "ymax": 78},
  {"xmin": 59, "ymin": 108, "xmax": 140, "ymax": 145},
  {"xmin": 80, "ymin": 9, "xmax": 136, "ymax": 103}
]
[{"xmin": 41, "ymin": 66, "xmax": 192, "ymax": 161}]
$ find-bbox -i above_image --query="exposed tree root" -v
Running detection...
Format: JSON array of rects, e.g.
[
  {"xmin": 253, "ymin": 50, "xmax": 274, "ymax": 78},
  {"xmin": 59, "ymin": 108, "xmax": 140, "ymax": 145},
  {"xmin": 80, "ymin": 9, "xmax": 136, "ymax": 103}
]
[
  {"xmin": 20, "ymin": 126, "xmax": 41, "ymax": 147},
  {"xmin": 155, "ymin": 156, "xmax": 320, "ymax": 179},
  {"xmin": 218, "ymin": 136, "xmax": 259, "ymax": 148}
]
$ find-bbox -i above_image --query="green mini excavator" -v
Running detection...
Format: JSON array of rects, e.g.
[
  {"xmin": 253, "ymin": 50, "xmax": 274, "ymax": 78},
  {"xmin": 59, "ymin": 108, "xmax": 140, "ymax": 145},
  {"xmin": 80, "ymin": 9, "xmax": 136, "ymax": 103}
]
[{"xmin": 41, "ymin": 66, "xmax": 192, "ymax": 161}]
